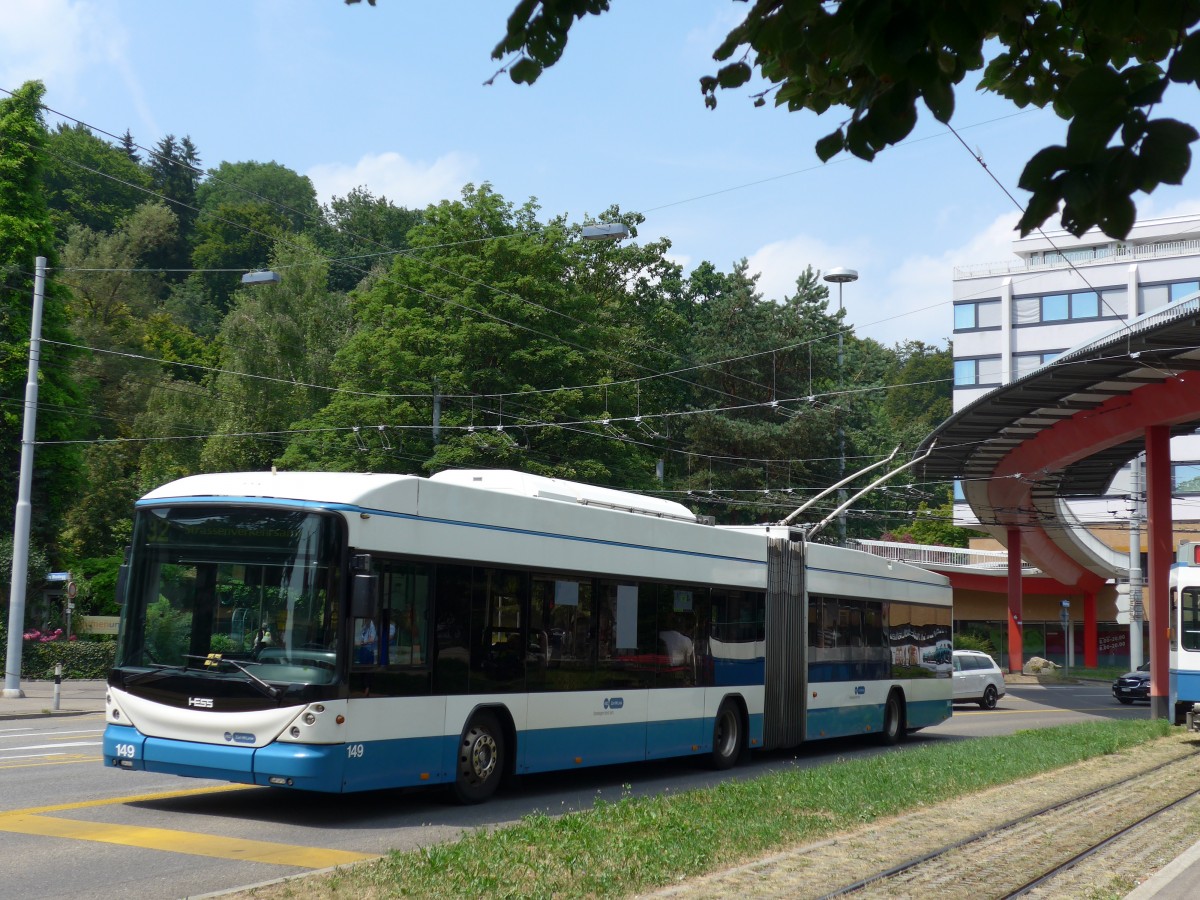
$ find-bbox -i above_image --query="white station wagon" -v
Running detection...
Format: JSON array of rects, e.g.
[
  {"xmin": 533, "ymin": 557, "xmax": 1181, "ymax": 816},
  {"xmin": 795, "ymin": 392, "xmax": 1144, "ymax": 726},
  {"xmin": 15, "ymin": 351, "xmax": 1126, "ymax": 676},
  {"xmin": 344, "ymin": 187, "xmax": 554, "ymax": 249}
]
[{"xmin": 952, "ymin": 649, "xmax": 1007, "ymax": 709}]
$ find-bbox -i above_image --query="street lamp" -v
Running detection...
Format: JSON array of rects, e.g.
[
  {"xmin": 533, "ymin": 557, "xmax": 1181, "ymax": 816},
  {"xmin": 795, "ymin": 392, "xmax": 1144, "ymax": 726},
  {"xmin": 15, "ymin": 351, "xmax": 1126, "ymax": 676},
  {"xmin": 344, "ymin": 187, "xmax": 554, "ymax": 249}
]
[
  {"xmin": 241, "ymin": 270, "xmax": 281, "ymax": 285},
  {"xmin": 823, "ymin": 267, "xmax": 858, "ymax": 545},
  {"xmin": 581, "ymin": 223, "xmax": 630, "ymax": 241}
]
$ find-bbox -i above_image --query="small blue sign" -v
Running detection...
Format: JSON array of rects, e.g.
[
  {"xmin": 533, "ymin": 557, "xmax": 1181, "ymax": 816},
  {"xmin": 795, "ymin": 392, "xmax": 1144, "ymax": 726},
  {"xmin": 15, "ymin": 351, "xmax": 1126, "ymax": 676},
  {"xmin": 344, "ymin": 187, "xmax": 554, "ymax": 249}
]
[{"xmin": 46, "ymin": 572, "xmax": 70, "ymax": 582}]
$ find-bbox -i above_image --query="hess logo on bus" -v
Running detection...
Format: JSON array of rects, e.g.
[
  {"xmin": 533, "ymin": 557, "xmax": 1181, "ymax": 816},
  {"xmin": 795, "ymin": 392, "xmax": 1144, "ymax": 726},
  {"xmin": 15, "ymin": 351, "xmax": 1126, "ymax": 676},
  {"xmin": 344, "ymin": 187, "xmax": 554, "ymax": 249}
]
[{"xmin": 188, "ymin": 697, "xmax": 215, "ymax": 709}]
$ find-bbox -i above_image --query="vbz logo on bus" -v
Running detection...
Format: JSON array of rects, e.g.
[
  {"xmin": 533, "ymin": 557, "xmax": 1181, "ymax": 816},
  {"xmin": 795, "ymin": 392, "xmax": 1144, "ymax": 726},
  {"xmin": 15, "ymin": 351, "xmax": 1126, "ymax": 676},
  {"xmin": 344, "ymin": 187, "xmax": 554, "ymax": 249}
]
[
  {"xmin": 854, "ymin": 686, "xmax": 866, "ymax": 696},
  {"xmin": 603, "ymin": 697, "xmax": 624, "ymax": 710}
]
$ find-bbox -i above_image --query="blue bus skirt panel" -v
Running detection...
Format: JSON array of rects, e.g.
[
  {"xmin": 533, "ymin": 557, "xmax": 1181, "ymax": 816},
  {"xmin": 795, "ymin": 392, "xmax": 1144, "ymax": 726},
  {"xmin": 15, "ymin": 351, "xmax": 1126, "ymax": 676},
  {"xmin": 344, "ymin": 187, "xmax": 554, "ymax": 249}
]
[
  {"xmin": 331, "ymin": 734, "xmax": 447, "ymax": 793},
  {"xmin": 906, "ymin": 698, "xmax": 952, "ymax": 729},
  {"xmin": 103, "ymin": 724, "xmax": 146, "ymax": 769},
  {"xmin": 105, "ymin": 723, "xmax": 346, "ymax": 792},
  {"xmin": 805, "ymin": 704, "xmax": 881, "ymax": 740},
  {"xmin": 519, "ymin": 720, "xmax": 648, "ymax": 773}
]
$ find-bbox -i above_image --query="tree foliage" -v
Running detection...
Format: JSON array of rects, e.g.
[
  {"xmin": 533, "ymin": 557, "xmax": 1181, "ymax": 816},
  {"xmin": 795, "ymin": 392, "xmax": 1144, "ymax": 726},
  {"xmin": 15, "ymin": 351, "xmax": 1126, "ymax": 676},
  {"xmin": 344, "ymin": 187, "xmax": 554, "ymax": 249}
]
[
  {"xmin": 0, "ymin": 81, "xmax": 86, "ymax": 553},
  {"xmin": 490, "ymin": 0, "xmax": 1200, "ymax": 240},
  {"xmin": 4, "ymin": 77, "xmax": 957, "ymax": 584}
]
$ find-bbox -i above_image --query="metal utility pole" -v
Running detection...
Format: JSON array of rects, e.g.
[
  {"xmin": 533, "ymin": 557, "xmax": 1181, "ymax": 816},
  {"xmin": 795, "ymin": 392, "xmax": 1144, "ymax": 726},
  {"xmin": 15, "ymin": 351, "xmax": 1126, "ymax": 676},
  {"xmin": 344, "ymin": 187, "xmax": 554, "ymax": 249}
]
[
  {"xmin": 4, "ymin": 257, "xmax": 46, "ymax": 699},
  {"xmin": 1129, "ymin": 455, "xmax": 1144, "ymax": 669},
  {"xmin": 823, "ymin": 268, "xmax": 858, "ymax": 545}
]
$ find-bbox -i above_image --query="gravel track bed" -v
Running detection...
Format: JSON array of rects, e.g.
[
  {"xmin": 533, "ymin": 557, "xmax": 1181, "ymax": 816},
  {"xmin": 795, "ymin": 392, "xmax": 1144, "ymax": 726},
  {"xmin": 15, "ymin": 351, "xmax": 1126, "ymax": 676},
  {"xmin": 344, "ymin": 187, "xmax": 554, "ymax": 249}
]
[{"xmin": 645, "ymin": 733, "xmax": 1200, "ymax": 900}]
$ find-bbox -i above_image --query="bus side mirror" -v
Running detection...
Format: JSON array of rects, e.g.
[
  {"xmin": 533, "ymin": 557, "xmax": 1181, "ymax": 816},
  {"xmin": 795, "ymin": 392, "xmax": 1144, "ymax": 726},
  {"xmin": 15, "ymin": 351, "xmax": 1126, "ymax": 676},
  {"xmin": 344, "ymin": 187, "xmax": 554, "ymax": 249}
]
[
  {"xmin": 351, "ymin": 573, "xmax": 379, "ymax": 619},
  {"xmin": 115, "ymin": 546, "xmax": 131, "ymax": 607}
]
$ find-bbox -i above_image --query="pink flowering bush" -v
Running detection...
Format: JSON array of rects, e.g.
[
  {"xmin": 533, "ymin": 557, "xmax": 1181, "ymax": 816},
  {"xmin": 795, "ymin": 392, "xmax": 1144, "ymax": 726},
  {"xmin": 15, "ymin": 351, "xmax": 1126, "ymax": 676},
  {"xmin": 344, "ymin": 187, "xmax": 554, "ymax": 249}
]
[{"xmin": 22, "ymin": 628, "xmax": 65, "ymax": 642}]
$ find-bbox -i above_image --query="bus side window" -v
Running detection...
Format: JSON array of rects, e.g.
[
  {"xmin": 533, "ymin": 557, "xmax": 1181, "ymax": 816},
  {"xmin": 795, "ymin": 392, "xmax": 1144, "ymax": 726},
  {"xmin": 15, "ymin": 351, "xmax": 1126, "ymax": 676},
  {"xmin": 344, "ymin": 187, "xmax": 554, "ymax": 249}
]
[
  {"xmin": 383, "ymin": 564, "xmax": 430, "ymax": 666},
  {"xmin": 1183, "ymin": 588, "xmax": 1200, "ymax": 652}
]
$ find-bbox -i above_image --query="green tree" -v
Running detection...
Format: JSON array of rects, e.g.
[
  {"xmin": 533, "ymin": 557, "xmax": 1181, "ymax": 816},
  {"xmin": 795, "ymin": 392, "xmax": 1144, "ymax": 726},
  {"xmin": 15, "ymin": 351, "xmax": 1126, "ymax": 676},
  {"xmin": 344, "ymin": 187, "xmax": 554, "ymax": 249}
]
[
  {"xmin": 281, "ymin": 184, "xmax": 668, "ymax": 488},
  {"xmin": 43, "ymin": 123, "xmax": 151, "ymax": 239},
  {"xmin": 316, "ymin": 186, "xmax": 423, "ymax": 292},
  {"xmin": 0, "ymin": 81, "xmax": 86, "ymax": 555},
  {"xmin": 885, "ymin": 501, "xmax": 984, "ymax": 548},
  {"xmin": 192, "ymin": 160, "xmax": 321, "ymax": 309},
  {"xmin": 884, "ymin": 340, "xmax": 953, "ymax": 445},
  {"xmin": 145, "ymin": 134, "xmax": 202, "ymax": 272},
  {"xmin": 202, "ymin": 234, "xmax": 353, "ymax": 471},
  {"xmin": 60, "ymin": 202, "xmax": 179, "ymax": 430},
  {"xmin": 488, "ymin": 0, "xmax": 1200, "ymax": 239}
]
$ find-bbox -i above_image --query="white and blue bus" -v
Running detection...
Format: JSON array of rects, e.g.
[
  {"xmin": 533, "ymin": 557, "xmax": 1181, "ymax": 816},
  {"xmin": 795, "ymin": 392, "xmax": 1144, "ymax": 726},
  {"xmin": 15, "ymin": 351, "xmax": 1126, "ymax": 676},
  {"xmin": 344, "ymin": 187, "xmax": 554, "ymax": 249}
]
[{"xmin": 103, "ymin": 469, "xmax": 952, "ymax": 801}]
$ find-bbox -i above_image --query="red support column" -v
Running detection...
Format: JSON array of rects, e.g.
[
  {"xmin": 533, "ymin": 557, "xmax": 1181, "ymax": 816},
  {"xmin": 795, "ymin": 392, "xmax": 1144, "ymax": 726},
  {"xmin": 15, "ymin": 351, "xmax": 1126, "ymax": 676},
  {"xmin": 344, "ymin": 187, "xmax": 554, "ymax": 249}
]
[
  {"xmin": 1007, "ymin": 526, "xmax": 1024, "ymax": 674},
  {"xmin": 1083, "ymin": 590, "xmax": 1098, "ymax": 669},
  {"xmin": 1145, "ymin": 425, "xmax": 1172, "ymax": 720}
]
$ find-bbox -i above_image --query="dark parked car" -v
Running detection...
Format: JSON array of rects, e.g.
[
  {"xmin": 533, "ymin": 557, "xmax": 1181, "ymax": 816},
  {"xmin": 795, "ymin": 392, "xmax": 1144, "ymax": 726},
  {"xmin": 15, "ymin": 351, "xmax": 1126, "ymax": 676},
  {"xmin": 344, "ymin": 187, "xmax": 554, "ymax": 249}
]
[{"xmin": 1112, "ymin": 661, "xmax": 1151, "ymax": 704}]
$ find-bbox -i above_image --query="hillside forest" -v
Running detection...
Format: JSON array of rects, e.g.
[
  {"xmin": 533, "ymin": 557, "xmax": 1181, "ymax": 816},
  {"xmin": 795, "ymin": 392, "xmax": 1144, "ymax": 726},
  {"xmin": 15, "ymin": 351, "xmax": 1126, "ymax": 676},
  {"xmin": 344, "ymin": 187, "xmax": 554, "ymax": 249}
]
[{"xmin": 0, "ymin": 80, "xmax": 954, "ymax": 630}]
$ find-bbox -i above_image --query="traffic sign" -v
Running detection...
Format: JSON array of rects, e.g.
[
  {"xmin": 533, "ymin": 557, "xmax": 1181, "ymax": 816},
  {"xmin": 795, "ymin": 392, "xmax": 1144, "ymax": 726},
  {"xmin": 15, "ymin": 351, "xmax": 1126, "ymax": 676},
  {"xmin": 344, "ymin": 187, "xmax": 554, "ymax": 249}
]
[{"xmin": 46, "ymin": 571, "xmax": 70, "ymax": 582}]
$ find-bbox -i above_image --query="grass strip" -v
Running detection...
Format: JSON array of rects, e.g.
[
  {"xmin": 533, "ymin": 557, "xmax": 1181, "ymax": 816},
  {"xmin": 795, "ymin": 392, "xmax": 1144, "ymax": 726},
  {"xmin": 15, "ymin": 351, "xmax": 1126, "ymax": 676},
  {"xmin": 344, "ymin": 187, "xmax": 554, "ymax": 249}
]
[{"xmin": 254, "ymin": 719, "xmax": 1173, "ymax": 899}]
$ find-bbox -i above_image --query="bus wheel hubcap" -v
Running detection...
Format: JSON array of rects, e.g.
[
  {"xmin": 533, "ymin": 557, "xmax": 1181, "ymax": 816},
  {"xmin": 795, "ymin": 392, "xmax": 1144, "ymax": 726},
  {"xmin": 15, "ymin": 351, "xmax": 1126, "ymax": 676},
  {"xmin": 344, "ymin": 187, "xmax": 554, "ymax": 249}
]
[{"xmin": 467, "ymin": 732, "xmax": 497, "ymax": 781}]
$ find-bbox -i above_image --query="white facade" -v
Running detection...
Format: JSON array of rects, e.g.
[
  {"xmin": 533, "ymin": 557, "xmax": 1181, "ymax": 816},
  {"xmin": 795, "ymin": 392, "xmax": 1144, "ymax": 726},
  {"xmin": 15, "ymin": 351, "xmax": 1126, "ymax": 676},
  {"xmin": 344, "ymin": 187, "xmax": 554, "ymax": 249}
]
[{"xmin": 950, "ymin": 214, "xmax": 1200, "ymax": 525}]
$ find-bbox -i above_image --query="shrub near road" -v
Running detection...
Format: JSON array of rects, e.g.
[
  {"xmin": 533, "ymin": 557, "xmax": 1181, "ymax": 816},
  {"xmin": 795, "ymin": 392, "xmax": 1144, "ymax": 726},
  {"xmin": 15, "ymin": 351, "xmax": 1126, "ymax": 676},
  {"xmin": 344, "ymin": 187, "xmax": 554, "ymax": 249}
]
[{"xmin": 244, "ymin": 719, "xmax": 1173, "ymax": 900}]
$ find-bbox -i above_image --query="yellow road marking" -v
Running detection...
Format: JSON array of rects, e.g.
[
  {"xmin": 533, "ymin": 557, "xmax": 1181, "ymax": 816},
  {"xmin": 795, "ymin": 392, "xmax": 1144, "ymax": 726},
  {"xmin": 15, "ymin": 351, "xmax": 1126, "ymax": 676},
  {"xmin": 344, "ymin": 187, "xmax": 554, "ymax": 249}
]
[
  {"xmin": 0, "ymin": 814, "xmax": 376, "ymax": 868},
  {"xmin": 0, "ymin": 755, "xmax": 100, "ymax": 771}
]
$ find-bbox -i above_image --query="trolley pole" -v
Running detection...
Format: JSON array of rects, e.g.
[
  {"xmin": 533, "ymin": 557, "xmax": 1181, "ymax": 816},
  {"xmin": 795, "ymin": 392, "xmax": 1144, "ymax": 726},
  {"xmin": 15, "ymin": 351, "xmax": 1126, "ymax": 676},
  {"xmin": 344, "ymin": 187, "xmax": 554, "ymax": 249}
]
[{"xmin": 3, "ymin": 257, "xmax": 46, "ymax": 699}]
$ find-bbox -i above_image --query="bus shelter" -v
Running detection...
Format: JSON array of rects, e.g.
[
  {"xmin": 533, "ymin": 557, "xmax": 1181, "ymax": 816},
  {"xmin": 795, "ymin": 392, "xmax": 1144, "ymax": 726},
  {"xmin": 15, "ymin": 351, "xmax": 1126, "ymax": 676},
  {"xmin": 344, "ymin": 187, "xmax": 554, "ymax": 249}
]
[{"xmin": 919, "ymin": 296, "xmax": 1200, "ymax": 718}]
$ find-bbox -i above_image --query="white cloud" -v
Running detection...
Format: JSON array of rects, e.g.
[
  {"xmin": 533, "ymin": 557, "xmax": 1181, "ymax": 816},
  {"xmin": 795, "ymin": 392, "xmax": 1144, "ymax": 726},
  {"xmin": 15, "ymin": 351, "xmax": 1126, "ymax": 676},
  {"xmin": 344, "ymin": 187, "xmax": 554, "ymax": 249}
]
[
  {"xmin": 746, "ymin": 233, "xmax": 872, "ymax": 304},
  {"xmin": 0, "ymin": 1, "xmax": 158, "ymax": 137},
  {"xmin": 1139, "ymin": 194, "xmax": 1200, "ymax": 221},
  {"xmin": 307, "ymin": 151, "xmax": 478, "ymax": 209},
  {"xmin": 881, "ymin": 213, "xmax": 1021, "ymax": 346},
  {"xmin": 740, "ymin": 213, "xmax": 1023, "ymax": 347}
]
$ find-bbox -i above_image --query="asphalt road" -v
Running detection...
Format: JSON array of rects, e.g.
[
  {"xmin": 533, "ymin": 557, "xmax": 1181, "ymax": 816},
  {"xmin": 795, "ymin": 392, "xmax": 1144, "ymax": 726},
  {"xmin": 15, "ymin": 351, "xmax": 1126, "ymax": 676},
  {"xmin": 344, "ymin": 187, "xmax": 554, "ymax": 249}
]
[{"xmin": 0, "ymin": 681, "xmax": 1151, "ymax": 900}]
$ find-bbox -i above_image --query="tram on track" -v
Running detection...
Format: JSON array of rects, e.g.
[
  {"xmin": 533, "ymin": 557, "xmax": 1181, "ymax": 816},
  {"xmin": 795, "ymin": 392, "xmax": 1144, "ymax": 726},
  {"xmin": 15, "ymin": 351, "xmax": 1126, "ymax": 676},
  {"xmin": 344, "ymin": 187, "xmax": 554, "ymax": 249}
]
[
  {"xmin": 1170, "ymin": 542, "xmax": 1200, "ymax": 729},
  {"xmin": 103, "ymin": 469, "xmax": 952, "ymax": 801}
]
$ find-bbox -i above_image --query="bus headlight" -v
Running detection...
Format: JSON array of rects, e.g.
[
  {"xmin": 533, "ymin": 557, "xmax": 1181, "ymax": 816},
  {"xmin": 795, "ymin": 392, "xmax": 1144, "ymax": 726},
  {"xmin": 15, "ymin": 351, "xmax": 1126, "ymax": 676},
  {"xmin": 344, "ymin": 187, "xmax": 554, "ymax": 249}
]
[
  {"xmin": 290, "ymin": 726, "xmax": 300, "ymax": 738},
  {"xmin": 303, "ymin": 712, "xmax": 316, "ymax": 725}
]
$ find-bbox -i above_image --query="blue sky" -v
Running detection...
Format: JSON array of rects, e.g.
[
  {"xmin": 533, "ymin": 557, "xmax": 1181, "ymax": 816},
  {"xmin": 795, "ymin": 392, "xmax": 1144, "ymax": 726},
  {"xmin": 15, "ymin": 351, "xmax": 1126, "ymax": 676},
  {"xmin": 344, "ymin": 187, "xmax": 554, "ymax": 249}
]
[{"xmin": 5, "ymin": 0, "xmax": 1200, "ymax": 346}]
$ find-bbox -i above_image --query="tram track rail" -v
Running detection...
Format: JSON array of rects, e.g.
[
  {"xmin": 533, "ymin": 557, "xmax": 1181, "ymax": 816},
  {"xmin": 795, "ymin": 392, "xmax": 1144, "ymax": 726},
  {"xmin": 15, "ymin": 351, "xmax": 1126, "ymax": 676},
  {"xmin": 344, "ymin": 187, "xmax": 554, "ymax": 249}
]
[
  {"xmin": 818, "ymin": 750, "xmax": 1200, "ymax": 899},
  {"xmin": 647, "ymin": 734, "xmax": 1200, "ymax": 900}
]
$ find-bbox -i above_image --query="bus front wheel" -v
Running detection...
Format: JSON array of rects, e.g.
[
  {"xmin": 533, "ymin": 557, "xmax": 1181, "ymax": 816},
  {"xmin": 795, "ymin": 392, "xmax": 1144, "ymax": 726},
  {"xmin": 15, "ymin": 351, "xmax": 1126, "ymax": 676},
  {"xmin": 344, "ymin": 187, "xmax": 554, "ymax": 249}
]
[
  {"xmin": 452, "ymin": 712, "xmax": 504, "ymax": 804},
  {"xmin": 710, "ymin": 700, "xmax": 742, "ymax": 770}
]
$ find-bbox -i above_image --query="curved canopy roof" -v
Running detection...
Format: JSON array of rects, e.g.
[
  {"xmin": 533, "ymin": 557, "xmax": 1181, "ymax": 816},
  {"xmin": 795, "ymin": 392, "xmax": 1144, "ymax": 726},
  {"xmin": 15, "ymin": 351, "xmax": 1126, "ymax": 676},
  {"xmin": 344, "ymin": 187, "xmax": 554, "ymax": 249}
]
[{"xmin": 918, "ymin": 294, "xmax": 1200, "ymax": 590}]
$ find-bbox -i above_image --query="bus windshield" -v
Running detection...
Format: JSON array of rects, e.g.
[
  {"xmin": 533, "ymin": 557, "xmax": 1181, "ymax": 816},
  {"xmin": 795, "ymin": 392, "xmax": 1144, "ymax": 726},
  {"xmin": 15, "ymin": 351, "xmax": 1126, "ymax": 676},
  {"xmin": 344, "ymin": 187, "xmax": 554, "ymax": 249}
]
[{"xmin": 117, "ymin": 506, "xmax": 343, "ymax": 687}]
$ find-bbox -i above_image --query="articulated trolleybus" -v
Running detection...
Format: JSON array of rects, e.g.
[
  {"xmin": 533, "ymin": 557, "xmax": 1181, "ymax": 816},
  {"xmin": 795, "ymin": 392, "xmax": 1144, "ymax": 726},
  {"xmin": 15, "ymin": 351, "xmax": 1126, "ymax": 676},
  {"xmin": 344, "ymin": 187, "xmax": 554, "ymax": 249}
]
[{"xmin": 104, "ymin": 469, "xmax": 951, "ymax": 801}]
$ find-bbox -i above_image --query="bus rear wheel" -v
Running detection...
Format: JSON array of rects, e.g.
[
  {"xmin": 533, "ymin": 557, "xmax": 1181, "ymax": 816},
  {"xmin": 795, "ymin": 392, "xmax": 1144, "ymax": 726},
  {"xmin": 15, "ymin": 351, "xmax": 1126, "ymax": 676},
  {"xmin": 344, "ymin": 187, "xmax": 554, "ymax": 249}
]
[
  {"xmin": 710, "ymin": 700, "xmax": 742, "ymax": 770},
  {"xmin": 452, "ymin": 712, "xmax": 504, "ymax": 804}
]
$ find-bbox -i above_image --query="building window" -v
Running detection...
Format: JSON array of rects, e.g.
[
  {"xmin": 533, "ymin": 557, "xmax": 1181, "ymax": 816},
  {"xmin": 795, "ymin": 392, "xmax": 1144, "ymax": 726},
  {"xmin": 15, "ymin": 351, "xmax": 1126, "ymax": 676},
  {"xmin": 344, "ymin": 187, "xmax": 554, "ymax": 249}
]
[
  {"xmin": 954, "ymin": 356, "xmax": 1002, "ymax": 388},
  {"xmin": 953, "ymin": 299, "xmax": 1001, "ymax": 331},
  {"xmin": 1139, "ymin": 280, "xmax": 1200, "ymax": 315},
  {"xmin": 1174, "ymin": 463, "xmax": 1200, "ymax": 494},
  {"xmin": 1012, "ymin": 350, "xmax": 1065, "ymax": 378},
  {"xmin": 1013, "ymin": 289, "xmax": 1117, "ymax": 326}
]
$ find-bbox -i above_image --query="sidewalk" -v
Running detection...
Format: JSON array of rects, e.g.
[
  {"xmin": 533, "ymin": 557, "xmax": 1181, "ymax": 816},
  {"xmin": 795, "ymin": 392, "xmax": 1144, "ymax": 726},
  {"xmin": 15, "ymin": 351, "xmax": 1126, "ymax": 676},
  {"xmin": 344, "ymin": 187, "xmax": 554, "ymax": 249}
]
[{"xmin": 0, "ymin": 678, "xmax": 107, "ymax": 719}]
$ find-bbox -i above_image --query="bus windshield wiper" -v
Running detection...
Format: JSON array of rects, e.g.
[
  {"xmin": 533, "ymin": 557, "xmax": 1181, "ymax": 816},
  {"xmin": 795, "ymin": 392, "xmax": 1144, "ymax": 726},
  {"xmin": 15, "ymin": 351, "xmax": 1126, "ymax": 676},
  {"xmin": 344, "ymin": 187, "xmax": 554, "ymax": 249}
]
[
  {"xmin": 183, "ymin": 655, "xmax": 281, "ymax": 700},
  {"xmin": 121, "ymin": 663, "xmax": 188, "ymax": 686}
]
